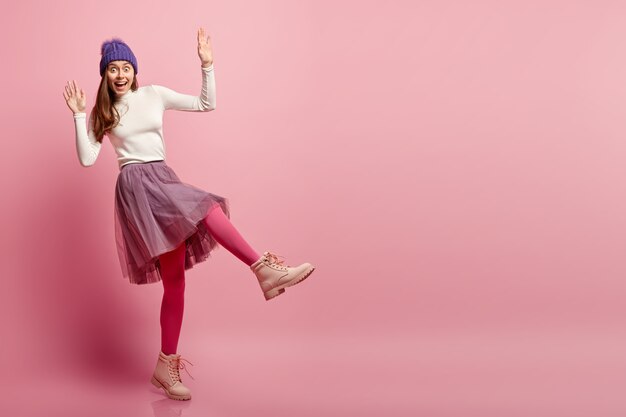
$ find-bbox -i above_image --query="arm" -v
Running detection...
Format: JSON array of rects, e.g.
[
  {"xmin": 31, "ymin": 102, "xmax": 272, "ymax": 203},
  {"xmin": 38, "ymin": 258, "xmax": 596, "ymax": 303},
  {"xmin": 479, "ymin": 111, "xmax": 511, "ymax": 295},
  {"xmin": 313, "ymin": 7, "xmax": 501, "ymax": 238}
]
[
  {"xmin": 74, "ymin": 112, "xmax": 102, "ymax": 167},
  {"xmin": 64, "ymin": 80, "xmax": 100, "ymax": 166},
  {"xmin": 152, "ymin": 64, "xmax": 216, "ymax": 112}
]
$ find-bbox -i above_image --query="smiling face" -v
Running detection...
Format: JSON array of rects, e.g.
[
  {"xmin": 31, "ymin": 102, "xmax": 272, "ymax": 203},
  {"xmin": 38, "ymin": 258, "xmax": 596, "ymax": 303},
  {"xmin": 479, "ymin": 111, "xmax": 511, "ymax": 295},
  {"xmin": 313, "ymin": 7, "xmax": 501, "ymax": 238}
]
[{"xmin": 106, "ymin": 60, "xmax": 135, "ymax": 96}]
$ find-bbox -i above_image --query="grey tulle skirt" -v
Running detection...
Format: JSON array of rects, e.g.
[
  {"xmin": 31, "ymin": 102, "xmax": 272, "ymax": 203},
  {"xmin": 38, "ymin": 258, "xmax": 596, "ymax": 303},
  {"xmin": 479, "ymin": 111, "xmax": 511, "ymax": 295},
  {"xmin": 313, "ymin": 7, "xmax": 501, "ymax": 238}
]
[{"xmin": 114, "ymin": 160, "xmax": 229, "ymax": 285}]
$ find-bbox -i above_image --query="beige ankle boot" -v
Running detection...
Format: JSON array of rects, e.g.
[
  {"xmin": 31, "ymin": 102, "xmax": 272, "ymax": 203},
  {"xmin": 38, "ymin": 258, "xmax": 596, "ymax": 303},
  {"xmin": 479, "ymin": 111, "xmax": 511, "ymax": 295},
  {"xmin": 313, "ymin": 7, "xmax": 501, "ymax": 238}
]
[
  {"xmin": 250, "ymin": 251, "xmax": 315, "ymax": 300},
  {"xmin": 151, "ymin": 351, "xmax": 193, "ymax": 401}
]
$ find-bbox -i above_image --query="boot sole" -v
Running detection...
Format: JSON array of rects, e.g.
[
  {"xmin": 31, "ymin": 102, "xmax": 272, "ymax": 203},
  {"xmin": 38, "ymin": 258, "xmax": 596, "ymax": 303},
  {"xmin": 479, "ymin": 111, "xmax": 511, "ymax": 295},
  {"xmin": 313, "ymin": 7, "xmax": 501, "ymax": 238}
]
[
  {"xmin": 264, "ymin": 266, "xmax": 316, "ymax": 301},
  {"xmin": 151, "ymin": 376, "xmax": 192, "ymax": 401}
]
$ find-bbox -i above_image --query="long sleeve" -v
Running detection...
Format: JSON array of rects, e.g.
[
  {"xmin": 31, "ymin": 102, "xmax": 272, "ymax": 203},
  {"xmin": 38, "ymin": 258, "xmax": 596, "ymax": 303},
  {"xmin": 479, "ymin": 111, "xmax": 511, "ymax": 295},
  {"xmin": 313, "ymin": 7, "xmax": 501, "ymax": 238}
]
[
  {"xmin": 74, "ymin": 112, "xmax": 102, "ymax": 167},
  {"xmin": 152, "ymin": 64, "xmax": 216, "ymax": 112}
]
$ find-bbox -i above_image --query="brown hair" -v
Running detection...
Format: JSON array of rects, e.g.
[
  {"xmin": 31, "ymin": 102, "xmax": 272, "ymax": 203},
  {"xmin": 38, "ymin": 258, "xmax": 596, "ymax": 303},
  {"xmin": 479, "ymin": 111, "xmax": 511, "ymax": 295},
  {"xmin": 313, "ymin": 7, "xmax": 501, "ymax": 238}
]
[{"xmin": 91, "ymin": 73, "xmax": 139, "ymax": 143}]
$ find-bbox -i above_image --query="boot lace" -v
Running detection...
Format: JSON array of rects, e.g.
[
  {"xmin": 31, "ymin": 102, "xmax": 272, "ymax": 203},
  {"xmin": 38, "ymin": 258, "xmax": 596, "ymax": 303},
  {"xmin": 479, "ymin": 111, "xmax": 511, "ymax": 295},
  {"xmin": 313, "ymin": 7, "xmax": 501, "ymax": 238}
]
[
  {"xmin": 265, "ymin": 252, "xmax": 288, "ymax": 270},
  {"xmin": 168, "ymin": 356, "xmax": 195, "ymax": 382}
]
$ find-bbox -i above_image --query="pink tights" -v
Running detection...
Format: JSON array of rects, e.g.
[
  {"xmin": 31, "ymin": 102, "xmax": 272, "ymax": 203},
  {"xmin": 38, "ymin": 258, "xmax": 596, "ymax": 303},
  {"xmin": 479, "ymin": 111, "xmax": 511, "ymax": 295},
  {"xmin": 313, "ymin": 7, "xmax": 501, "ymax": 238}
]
[{"xmin": 158, "ymin": 204, "xmax": 260, "ymax": 355}]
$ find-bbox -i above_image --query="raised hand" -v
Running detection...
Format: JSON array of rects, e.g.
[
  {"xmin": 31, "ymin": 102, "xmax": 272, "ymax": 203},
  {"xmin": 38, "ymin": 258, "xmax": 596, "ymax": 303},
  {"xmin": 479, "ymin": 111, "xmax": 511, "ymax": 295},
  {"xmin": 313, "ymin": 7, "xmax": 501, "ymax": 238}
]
[
  {"xmin": 63, "ymin": 80, "xmax": 86, "ymax": 114},
  {"xmin": 197, "ymin": 27, "xmax": 213, "ymax": 67}
]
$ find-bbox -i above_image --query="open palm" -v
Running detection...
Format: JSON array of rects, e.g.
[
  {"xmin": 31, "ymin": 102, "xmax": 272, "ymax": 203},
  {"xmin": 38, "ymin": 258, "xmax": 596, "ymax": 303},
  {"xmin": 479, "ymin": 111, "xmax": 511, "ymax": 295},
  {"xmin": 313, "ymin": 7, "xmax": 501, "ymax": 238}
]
[
  {"xmin": 197, "ymin": 27, "xmax": 213, "ymax": 66},
  {"xmin": 63, "ymin": 80, "xmax": 86, "ymax": 114}
]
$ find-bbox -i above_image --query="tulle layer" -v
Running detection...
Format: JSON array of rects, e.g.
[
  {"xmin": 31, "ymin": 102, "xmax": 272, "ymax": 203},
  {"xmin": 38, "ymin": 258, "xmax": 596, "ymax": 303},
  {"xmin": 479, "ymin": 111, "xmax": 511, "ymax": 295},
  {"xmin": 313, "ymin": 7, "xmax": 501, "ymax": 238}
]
[{"xmin": 114, "ymin": 160, "xmax": 229, "ymax": 285}]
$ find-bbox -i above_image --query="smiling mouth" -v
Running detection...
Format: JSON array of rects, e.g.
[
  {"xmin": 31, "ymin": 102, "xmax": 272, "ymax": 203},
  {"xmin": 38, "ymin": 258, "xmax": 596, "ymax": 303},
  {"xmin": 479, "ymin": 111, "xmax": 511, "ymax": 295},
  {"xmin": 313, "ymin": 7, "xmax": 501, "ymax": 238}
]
[{"xmin": 114, "ymin": 81, "xmax": 128, "ymax": 88}]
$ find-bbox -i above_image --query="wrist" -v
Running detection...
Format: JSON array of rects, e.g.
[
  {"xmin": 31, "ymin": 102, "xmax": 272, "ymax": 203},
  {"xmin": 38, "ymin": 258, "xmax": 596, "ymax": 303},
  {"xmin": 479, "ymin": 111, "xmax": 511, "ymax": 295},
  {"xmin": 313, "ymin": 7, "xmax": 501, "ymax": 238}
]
[{"xmin": 201, "ymin": 61, "xmax": 213, "ymax": 68}]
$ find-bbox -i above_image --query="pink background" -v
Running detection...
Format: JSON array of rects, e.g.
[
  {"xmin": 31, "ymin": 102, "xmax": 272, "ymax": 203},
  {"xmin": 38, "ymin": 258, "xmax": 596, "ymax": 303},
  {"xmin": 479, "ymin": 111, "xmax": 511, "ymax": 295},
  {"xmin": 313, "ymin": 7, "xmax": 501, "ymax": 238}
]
[{"xmin": 3, "ymin": 0, "xmax": 626, "ymax": 415}]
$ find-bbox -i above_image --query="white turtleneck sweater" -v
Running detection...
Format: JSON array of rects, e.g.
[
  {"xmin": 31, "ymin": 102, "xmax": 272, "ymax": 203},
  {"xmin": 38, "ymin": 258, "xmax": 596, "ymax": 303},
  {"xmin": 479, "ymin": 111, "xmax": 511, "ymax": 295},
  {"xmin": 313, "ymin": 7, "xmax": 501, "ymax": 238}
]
[{"xmin": 73, "ymin": 64, "xmax": 216, "ymax": 170}]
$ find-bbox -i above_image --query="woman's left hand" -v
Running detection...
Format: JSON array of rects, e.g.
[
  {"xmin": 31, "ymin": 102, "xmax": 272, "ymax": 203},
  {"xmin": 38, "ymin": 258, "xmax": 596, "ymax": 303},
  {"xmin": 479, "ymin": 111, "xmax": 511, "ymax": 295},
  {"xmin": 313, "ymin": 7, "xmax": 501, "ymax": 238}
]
[{"xmin": 197, "ymin": 27, "xmax": 213, "ymax": 67}]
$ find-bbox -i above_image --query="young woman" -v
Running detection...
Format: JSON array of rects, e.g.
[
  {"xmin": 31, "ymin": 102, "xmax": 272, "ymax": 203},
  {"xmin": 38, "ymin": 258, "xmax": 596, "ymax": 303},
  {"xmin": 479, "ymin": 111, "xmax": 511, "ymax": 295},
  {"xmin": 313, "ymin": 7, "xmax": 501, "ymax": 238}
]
[{"xmin": 63, "ymin": 28, "xmax": 315, "ymax": 401}]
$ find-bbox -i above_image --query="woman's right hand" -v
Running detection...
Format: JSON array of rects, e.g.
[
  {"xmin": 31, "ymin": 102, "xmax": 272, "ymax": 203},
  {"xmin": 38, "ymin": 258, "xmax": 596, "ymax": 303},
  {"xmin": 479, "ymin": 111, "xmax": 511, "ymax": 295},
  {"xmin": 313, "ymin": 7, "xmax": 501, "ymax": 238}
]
[{"xmin": 63, "ymin": 80, "xmax": 86, "ymax": 114}]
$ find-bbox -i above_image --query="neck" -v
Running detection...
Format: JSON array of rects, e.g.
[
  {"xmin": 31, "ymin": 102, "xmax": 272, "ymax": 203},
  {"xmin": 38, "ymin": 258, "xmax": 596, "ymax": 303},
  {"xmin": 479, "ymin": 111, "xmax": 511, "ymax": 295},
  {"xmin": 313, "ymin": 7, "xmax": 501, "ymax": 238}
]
[{"xmin": 117, "ymin": 88, "xmax": 132, "ymax": 99}]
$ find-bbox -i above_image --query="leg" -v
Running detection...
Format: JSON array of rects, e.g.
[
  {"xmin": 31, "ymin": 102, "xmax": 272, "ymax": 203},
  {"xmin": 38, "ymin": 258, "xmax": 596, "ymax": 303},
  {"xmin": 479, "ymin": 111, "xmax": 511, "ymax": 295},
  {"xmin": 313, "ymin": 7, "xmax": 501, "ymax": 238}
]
[
  {"xmin": 202, "ymin": 204, "xmax": 260, "ymax": 266},
  {"xmin": 158, "ymin": 242, "xmax": 187, "ymax": 355},
  {"xmin": 202, "ymin": 204, "xmax": 315, "ymax": 301}
]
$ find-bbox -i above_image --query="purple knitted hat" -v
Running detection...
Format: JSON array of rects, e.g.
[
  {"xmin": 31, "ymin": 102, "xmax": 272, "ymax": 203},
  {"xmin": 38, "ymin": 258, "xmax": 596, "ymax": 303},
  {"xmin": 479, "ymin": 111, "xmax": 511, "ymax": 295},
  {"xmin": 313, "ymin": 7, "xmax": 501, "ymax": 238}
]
[{"xmin": 99, "ymin": 38, "xmax": 138, "ymax": 76}]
